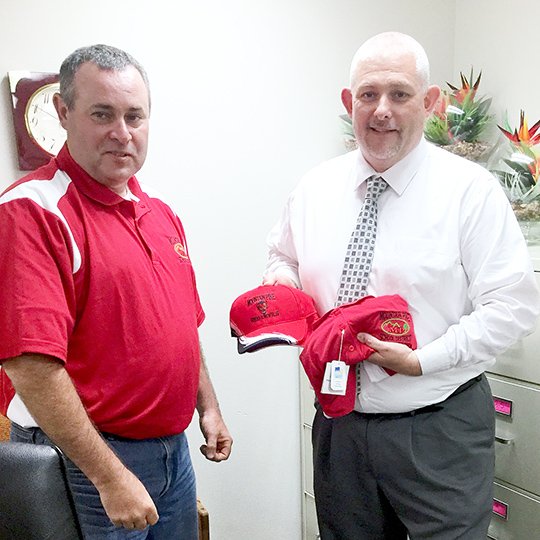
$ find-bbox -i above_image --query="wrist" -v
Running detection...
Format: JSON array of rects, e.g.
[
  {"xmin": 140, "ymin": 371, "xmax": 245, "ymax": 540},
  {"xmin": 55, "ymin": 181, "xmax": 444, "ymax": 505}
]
[
  {"xmin": 198, "ymin": 405, "xmax": 222, "ymax": 419},
  {"xmin": 407, "ymin": 350, "xmax": 422, "ymax": 376}
]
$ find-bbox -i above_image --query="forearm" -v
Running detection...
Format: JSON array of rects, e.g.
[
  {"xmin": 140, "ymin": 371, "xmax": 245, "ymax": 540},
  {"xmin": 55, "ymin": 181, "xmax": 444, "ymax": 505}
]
[
  {"xmin": 417, "ymin": 282, "xmax": 540, "ymax": 376},
  {"xmin": 264, "ymin": 250, "xmax": 300, "ymax": 287},
  {"xmin": 196, "ymin": 345, "xmax": 220, "ymax": 416},
  {"xmin": 264, "ymin": 198, "xmax": 301, "ymax": 287},
  {"xmin": 3, "ymin": 354, "xmax": 127, "ymax": 489},
  {"xmin": 196, "ymin": 344, "xmax": 232, "ymax": 461}
]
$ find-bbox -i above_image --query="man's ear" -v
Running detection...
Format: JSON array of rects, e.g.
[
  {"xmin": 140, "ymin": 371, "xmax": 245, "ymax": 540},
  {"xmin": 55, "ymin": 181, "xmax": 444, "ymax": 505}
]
[
  {"xmin": 424, "ymin": 85, "xmax": 441, "ymax": 116},
  {"xmin": 53, "ymin": 93, "xmax": 69, "ymax": 128},
  {"xmin": 341, "ymin": 88, "xmax": 353, "ymax": 116}
]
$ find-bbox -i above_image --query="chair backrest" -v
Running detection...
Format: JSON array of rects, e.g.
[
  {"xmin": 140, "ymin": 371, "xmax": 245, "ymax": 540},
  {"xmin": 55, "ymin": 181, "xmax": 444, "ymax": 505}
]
[
  {"xmin": 0, "ymin": 414, "xmax": 10, "ymax": 441},
  {"xmin": 0, "ymin": 442, "xmax": 83, "ymax": 540}
]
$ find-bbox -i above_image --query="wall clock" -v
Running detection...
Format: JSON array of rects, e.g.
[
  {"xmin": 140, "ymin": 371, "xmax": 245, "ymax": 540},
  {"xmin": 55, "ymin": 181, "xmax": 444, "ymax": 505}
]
[{"xmin": 8, "ymin": 71, "xmax": 67, "ymax": 171}]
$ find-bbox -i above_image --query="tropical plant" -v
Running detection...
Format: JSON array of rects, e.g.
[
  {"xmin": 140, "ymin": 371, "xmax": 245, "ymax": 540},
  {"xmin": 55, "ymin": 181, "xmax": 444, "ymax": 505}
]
[
  {"xmin": 491, "ymin": 110, "xmax": 540, "ymax": 207},
  {"xmin": 424, "ymin": 69, "xmax": 493, "ymax": 150},
  {"xmin": 339, "ymin": 114, "xmax": 354, "ymax": 139},
  {"xmin": 339, "ymin": 114, "xmax": 357, "ymax": 151}
]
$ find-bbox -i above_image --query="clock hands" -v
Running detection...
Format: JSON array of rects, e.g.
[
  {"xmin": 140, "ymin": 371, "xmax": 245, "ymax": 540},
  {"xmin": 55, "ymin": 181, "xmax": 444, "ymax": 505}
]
[{"xmin": 33, "ymin": 104, "xmax": 62, "ymax": 123}]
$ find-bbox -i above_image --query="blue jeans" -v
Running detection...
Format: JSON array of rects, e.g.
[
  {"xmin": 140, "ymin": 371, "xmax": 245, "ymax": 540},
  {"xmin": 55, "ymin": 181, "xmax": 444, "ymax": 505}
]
[{"xmin": 11, "ymin": 423, "xmax": 198, "ymax": 540}]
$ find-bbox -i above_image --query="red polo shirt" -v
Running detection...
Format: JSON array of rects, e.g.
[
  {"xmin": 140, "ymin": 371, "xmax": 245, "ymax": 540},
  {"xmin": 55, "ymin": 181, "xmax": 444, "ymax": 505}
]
[{"xmin": 0, "ymin": 146, "xmax": 204, "ymax": 438}]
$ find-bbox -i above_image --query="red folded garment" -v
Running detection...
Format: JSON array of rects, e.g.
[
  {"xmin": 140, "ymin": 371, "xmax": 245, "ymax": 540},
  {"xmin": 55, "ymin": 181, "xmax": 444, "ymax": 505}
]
[{"xmin": 299, "ymin": 294, "xmax": 417, "ymax": 418}]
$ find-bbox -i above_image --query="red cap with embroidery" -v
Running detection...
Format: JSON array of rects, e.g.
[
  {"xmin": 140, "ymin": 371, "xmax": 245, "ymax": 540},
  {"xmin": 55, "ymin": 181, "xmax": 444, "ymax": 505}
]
[
  {"xmin": 299, "ymin": 294, "xmax": 417, "ymax": 418},
  {"xmin": 230, "ymin": 285, "xmax": 319, "ymax": 354}
]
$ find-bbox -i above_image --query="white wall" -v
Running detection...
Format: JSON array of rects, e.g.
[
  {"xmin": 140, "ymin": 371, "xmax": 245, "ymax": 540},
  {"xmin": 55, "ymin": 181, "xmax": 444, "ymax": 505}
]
[
  {"xmin": 454, "ymin": 0, "xmax": 540, "ymax": 138},
  {"xmin": 0, "ymin": 2, "xmax": 454, "ymax": 538}
]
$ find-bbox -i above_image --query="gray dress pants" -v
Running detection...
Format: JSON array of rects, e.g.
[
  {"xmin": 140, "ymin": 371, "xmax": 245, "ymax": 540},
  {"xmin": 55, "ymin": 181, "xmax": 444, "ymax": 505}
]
[{"xmin": 312, "ymin": 374, "xmax": 495, "ymax": 540}]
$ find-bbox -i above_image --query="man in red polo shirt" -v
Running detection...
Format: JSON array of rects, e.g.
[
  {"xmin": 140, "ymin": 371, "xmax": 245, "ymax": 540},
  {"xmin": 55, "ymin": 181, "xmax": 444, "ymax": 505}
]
[{"xmin": 0, "ymin": 44, "xmax": 232, "ymax": 539}]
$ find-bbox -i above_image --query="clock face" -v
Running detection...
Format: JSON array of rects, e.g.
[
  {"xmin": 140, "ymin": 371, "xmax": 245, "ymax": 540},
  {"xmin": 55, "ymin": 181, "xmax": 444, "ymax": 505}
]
[{"xmin": 25, "ymin": 83, "xmax": 66, "ymax": 157}]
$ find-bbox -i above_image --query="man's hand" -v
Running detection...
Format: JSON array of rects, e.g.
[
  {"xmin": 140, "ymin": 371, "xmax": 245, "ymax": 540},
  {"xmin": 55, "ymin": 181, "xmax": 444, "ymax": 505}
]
[
  {"xmin": 357, "ymin": 333, "xmax": 422, "ymax": 376},
  {"xmin": 97, "ymin": 467, "xmax": 159, "ymax": 530},
  {"xmin": 262, "ymin": 272, "xmax": 298, "ymax": 288},
  {"xmin": 199, "ymin": 410, "xmax": 233, "ymax": 462}
]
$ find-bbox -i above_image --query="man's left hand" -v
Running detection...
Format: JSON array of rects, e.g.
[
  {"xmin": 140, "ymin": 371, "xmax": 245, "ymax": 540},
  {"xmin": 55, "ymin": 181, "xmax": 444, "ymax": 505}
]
[
  {"xmin": 199, "ymin": 410, "xmax": 233, "ymax": 462},
  {"xmin": 357, "ymin": 333, "xmax": 422, "ymax": 376}
]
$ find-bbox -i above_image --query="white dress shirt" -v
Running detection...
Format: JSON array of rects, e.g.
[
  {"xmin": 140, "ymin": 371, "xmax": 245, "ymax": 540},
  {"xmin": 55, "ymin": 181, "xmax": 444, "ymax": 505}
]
[{"xmin": 266, "ymin": 138, "xmax": 540, "ymax": 413}]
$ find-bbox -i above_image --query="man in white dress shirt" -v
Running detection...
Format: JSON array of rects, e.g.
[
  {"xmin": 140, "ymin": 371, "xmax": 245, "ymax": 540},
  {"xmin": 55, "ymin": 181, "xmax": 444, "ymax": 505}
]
[{"xmin": 264, "ymin": 32, "xmax": 540, "ymax": 539}]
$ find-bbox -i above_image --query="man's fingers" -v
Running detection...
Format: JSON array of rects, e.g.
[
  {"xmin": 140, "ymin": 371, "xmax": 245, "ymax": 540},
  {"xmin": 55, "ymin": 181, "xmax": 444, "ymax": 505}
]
[
  {"xmin": 113, "ymin": 509, "xmax": 158, "ymax": 530},
  {"xmin": 200, "ymin": 441, "xmax": 216, "ymax": 460},
  {"xmin": 357, "ymin": 332, "xmax": 382, "ymax": 349},
  {"xmin": 201, "ymin": 436, "xmax": 233, "ymax": 462},
  {"xmin": 146, "ymin": 508, "xmax": 159, "ymax": 526},
  {"xmin": 262, "ymin": 272, "xmax": 298, "ymax": 288}
]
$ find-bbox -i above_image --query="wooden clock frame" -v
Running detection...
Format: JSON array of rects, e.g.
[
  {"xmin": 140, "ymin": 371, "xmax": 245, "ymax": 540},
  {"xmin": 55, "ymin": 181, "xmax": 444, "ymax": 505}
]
[{"xmin": 8, "ymin": 71, "xmax": 65, "ymax": 171}]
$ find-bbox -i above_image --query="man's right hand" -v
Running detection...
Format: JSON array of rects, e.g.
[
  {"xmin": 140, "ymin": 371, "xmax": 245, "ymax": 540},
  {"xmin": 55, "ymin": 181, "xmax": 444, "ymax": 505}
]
[
  {"xmin": 262, "ymin": 272, "xmax": 298, "ymax": 288},
  {"xmin": 97, "ymin": 467, "xmax": 159, "ymax": 530}
]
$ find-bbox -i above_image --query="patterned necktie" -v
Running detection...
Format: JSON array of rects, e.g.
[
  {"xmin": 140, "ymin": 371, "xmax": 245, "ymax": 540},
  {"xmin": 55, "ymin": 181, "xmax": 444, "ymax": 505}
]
[
  {"xmin": 335, "ymin": 175, "xmax": 387, "ymax": 395},
  {"xmin": 335, "ymin": 175, "xmax": 388, "ymax": 307}
]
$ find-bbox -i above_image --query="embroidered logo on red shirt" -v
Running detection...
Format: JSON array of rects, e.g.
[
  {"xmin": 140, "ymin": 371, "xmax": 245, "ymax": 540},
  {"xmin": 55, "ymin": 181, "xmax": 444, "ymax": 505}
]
[
  {"xmin": 168, "ymin": 236, "xmax": 189, "ymax": 260},
  {"xmin": 381, "ymin": 317, "xmax": 411, "ymax": 336}
]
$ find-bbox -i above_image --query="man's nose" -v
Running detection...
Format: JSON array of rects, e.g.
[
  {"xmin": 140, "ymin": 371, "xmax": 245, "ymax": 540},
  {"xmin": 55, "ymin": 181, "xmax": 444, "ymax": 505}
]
[
  {"xmin": 110, "ymin": 119, "xmax": 132, "ymax": 143},
  {"xmin": 374, "ymin": 95, "xmax": 392, "ymax": 119}
]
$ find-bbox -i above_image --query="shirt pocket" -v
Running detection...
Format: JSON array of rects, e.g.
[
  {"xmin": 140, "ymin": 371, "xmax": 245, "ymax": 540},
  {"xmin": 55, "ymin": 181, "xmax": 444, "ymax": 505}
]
[{"xmin": 375, "ymin": 237, "xmax": 464, "ymax": 296}]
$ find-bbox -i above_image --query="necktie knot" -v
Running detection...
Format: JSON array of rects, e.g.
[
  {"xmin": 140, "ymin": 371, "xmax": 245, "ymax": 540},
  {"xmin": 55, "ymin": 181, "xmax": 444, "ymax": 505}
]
[{"xmin": 365, "ymin": 175, "xmax": 387, "ymax": 203}]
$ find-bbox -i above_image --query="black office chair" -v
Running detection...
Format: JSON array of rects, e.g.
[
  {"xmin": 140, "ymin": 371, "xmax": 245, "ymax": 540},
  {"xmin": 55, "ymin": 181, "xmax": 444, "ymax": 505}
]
[{"xmin": 0, "ymin": 442, "xmax": 83, "ymax": 540}]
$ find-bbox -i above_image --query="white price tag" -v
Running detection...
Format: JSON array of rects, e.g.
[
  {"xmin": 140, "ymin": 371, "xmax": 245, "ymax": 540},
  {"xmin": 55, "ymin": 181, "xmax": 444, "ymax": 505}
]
[{"xmin": 321, "ymin": 360, "xmax": 349, "ymax": 395}]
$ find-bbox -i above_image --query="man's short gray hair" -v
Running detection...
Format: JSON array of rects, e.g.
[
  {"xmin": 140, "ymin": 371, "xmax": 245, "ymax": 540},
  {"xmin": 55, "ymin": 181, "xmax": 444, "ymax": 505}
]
[
  {"xmin": 59, "ymin": 44, "xmax": 150, "ymax": 109},
  {"xmin": 349, "ymin": 32, "xmax": 430, "ymax": 91}
]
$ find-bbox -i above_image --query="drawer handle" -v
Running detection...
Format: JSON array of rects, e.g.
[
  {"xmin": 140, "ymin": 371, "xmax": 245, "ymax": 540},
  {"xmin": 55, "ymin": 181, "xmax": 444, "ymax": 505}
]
[{"xmin": 495, "ymin": 435, "xmax": 514, "ymax": 445}]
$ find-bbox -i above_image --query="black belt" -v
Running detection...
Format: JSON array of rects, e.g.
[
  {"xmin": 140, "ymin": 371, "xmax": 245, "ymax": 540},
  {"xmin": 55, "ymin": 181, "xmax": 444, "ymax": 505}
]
[{"xmin": 353, "ymin": 374, "xmax": 483, "ymax": 420}]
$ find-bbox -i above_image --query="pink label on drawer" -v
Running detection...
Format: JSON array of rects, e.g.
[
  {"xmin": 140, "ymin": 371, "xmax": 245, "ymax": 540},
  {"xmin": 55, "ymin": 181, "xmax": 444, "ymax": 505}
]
[
  {"xmin": 493, "ymin": 396, "xmax": 512, "ymax": 417},
  {"xmin": 492, "ymin": 498, "xmax": 508, "ymax": 520}
]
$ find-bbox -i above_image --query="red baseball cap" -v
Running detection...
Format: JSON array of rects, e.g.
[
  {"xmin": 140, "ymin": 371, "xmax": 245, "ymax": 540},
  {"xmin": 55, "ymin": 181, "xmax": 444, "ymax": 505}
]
[
  {"xmin": 230, "ymin": 285, "xmax": 319, "ymax": 354},
  {"xmin": 299, "ymin": 294, "xmax": 417, "ymax": 418}
]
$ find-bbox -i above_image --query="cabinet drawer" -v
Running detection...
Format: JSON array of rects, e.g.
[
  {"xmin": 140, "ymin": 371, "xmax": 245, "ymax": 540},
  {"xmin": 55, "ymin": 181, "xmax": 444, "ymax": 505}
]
[
  {"xmin": 488, "ymin": 480, "xmax": 540, "ymax": 539},
  {"xmin": 487, "ymin": 375, "xmax": 540, "ymax": 495},
  {"xmin": 489, "ymin": 273, "xmax": 540, "ymax": 385},
  {"xmin": 302, "ymin": 424, "xmax": 314, "ymax": 496}
]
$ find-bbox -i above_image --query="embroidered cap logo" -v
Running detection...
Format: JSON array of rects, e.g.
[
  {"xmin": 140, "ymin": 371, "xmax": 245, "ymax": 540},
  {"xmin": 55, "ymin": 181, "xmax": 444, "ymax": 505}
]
[{"xmin": 256, "ymin": 301, "xmax": 268, "ymax": 315}]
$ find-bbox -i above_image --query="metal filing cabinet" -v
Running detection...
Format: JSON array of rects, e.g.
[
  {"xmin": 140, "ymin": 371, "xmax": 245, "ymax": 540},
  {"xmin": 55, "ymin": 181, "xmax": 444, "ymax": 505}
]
[
  {"xmin": 487, "ymin": 257, "xmax": 540, "ymax": 540},
  {"xmin": 300, "ymin": 368, "xmax": 319, "ymax": 540}
]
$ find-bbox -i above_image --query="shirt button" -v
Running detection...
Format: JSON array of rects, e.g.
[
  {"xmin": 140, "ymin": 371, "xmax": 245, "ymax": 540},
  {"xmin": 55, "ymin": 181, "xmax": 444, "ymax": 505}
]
[{"xmin": 348, "ymin": 345, "xmax": 355, "ymax": 351}]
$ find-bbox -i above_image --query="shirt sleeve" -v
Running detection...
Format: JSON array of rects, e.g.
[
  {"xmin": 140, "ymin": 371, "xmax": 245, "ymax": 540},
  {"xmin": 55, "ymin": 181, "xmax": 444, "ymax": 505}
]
[
  {"xmin": 0, "ymin": 199, "xmax": 76, "ymax": 363},
  {"xmin": 265, "ymin": 193, "xmax": 302, "ymax": 287},
  {"xmin": 417, "ymin": 176, "xmax": 540, "ymax": 375}
]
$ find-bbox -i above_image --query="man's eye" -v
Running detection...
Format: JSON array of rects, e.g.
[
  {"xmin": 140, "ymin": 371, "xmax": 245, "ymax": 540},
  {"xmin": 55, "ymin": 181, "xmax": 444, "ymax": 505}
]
[
  {"xmin": 92, "ymin": 111, "xmax": 110, "ymax": 120},
  {"xmin": 393, "ymin": 91, "xmax": 409, "ymax": 101},
  {"xmin": 126, "ymin": 114, "xmax": 143, "ymax": 124},
  {"xmin": 360, "ymin": 92, "xmax": 376, "ymax": 101}
]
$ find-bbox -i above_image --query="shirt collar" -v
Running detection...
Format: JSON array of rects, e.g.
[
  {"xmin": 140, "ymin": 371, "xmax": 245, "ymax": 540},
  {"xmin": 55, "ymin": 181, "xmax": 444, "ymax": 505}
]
[
  {"xmin": 55, "ymin": 144, "xmax": 142, "ymax": 206},
  {"xmin": 353, "ymin": 137, "xmax": 429, "ymax": 195}
]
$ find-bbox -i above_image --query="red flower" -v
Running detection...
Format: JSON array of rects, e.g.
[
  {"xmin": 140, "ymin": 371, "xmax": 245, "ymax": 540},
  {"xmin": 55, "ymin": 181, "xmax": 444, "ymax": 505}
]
[
  {"xmin": 447, "ymin": 70, "xmax": 482, "ymax": 104},
  {"xmin": 498, "ymin": 110, "xmax": 540, "ymax": 147}
]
